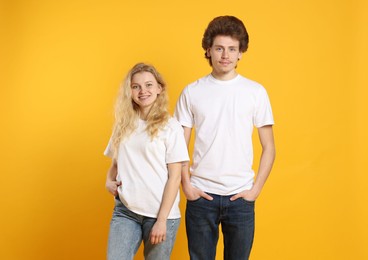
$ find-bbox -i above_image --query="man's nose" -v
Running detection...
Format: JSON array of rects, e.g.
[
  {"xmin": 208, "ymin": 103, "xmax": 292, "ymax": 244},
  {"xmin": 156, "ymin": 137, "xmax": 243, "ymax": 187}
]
[{"xmin": 222, "ymin": 49, "xmax": 229, "ymax": 58}]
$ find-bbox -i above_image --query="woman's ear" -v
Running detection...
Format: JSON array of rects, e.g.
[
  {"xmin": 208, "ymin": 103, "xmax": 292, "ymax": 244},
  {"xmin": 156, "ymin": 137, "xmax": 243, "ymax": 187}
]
[{"xmin": 157, "ymin": 84, "xmax": 163, "ymax": 94}]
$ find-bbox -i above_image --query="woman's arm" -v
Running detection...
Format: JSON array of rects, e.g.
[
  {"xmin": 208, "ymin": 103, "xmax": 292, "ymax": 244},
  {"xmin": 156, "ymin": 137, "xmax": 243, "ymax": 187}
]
[
  {"xmin": 105, "ymin": 159, "xmax": 121, "ymax": 196},
  {"xmin": 149, "ymin": 162, "xmax": 182, "ymax": 244}
]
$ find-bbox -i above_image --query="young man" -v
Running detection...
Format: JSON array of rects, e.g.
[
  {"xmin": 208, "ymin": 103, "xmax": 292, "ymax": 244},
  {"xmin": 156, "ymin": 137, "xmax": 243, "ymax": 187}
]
[{"xmin": 175, "ymin": 16, "xmax": 276, "ymax": 260}]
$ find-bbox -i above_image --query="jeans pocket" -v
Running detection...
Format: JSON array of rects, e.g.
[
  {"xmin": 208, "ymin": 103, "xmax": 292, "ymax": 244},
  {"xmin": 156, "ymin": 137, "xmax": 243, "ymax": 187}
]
[
  {"xmin": 242, "ymin": 198, "xmax": 255, "ymax": 205},
  {"xmin": 187, "ymin": 196, "xmax": 203, "ymax": 203}
]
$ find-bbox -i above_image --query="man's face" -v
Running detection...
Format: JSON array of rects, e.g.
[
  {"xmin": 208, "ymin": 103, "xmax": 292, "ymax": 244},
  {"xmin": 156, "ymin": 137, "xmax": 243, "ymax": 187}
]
[{"xmin": 207, "ymin": 35, "xmax": 242, "ymax": 79}]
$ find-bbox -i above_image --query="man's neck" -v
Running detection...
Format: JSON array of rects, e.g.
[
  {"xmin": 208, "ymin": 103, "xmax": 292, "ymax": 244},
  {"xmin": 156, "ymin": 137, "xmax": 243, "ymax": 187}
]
[{"xmin": 211, "ymin": 70, "xmax": 238, "ymax": 81}]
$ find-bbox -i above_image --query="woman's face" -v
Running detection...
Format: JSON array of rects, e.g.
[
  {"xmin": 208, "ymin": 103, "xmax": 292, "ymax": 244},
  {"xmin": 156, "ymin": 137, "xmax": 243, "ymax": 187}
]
[{"xmin": 130, "ymin": 71, "xmax": 162, "ymax": 116}]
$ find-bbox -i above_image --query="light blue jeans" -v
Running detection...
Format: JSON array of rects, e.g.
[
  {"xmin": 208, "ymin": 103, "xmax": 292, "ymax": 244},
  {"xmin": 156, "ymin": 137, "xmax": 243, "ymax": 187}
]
[{"xmin": 107, "ymin": 197, "xmax": 180, "ymax": 260}]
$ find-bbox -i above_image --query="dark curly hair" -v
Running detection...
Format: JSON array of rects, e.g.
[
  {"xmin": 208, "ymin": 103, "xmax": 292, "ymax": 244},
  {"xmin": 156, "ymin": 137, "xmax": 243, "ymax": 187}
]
[{"xmin": 202, "ymin": 16, "xmax": 249, "ymax": 65}]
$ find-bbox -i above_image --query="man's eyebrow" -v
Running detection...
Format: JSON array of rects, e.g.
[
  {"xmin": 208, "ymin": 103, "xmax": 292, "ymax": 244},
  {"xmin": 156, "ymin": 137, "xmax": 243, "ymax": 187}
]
[{"xmin": 213, "ymin": 44, "xmax": 238, "ymax": 48}]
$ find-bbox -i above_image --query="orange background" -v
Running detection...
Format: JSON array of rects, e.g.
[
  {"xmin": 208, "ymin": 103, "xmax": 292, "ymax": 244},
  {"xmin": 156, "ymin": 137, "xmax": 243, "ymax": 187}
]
[{"xmin": 1, "ymin": 0, "xmax": 367, "ymax": 259}]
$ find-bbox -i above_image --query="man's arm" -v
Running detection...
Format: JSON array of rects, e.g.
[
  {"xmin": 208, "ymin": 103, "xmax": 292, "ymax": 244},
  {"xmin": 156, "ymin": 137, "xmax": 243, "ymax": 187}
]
[
  {"xmin": 181, "ymin": 126, "xmax": 213, "ymax": 201},
  {"xmin": 181, "ymin": 127, "xmax": 192, "ymax": 193},
  {"xmin": 230, "ymin": 125, "xmax": 275, "ymax": 201}
]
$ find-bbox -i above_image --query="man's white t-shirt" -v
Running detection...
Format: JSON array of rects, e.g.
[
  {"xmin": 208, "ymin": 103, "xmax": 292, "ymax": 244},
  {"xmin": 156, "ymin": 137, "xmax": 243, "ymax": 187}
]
[
  {"xmin": 175, "ymin": 74, "xmax": 274, "ymax": 195},
  {"xmin": 104, "ymin": 118, "xmax": 189, "ymax": 219}
]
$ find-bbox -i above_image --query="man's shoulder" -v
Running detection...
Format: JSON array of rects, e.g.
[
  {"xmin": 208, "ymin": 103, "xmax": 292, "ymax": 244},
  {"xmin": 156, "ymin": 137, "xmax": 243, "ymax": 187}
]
[
  {"xmin": 237, "ymin": 74, "xmax": 264, "ymax": 88},
  {"xmin": 185, "ymin": 74, "xmax": 211, "ymax": 89}
]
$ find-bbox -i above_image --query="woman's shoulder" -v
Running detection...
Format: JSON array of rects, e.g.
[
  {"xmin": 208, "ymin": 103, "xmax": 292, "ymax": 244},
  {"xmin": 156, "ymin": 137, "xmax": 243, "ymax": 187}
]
[{"xmin": 164, "ymin": 117, "xmax": 184, "ymax": 133}]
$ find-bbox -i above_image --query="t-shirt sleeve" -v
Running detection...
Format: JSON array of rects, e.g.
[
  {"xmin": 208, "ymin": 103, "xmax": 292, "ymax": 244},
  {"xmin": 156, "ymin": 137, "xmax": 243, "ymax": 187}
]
[
  {"xmin": 165, "ymin": 120, "xmax": 190, "ymax": 164},
  {"xmin": 174, "ymin": 87, "xmax": 194, "ymax": 128},
  {"xmin": 104, "ymin": 138, "xmax": 114, "ymax": 158},
  {"xmin": 253, "ymin": 86, "xmax": 274, "ymax": 128}
]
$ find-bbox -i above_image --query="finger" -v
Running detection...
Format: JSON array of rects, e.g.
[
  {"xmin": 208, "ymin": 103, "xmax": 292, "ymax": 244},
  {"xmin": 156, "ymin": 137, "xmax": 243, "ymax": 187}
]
[
  {"xmin": 150, "ymin": 235, "xmax": 156, "ymax": 244},
  {"xmin": 153, "ymin": 235, "xmax": 164, "ymax": 244},
  {"xmin": 151, "ymin": 233, "xmax": 161, "ymax": 244},
  {"xmin": 230, "ymin": 194, "xmax": 239, "ymax": 201},
  {"xmin": 108, "ymin": 187, "xmax": 115, "ymax": 195},
  {"xmin": 201, "ymin": 192, "xmax": 213, "ymax": 201}
]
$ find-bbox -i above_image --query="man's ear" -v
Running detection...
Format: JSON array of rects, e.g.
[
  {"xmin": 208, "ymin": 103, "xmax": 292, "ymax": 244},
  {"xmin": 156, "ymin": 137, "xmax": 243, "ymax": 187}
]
[
  {"xmin": 206, "ymin": 48, "xmax": 211, "ymax": 58},
  {"xmin": 238, "ymin": 52, "xmax": 243, "ymax": 60}
]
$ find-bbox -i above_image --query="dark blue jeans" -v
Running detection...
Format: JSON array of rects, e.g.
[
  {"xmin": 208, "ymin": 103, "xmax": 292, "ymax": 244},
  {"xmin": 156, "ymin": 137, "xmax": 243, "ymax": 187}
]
[{"xmin": 186, "ymin": 193, "xmax": 255, "ymax": 260}]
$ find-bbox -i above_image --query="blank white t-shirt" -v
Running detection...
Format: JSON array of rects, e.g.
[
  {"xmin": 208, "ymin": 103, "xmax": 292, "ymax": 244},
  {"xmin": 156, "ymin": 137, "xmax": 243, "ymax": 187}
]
[
  {"xmin": 175, "ymin": 74, "xmax": 274, "ymax": 195},
  {"xmin": 104, "ymin": 118, "xmax": 189, "ymax": 219}
]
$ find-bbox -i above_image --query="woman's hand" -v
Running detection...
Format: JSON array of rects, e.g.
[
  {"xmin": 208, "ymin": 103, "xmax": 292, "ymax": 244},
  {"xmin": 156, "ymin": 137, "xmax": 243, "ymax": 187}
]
[
  {"xmin": 149, "ymin": 220, "xmax": 167, "ymax": 244},
  {"xmin": 106, "ymin": 180, "xmax": 121, "ymax": 196}
]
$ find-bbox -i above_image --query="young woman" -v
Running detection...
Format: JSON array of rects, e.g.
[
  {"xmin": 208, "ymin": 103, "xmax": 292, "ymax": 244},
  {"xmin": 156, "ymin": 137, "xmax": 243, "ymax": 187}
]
[{"xmin": 104, "ymin": 63, "xmax": 189, "ymax": 260}]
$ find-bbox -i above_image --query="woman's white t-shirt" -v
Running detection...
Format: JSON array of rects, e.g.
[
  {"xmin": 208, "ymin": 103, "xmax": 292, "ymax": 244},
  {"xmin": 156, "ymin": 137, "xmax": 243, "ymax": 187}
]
[{"xmin": 104, "ymin": 118, "xmax": 189, "ymax": 219}]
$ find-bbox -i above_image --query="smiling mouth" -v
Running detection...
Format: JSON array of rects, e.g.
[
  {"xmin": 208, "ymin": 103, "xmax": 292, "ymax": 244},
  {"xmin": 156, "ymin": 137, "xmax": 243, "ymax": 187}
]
[{"xmin": 138, "ymin": 95, "xmax": 150, "ymax": 100}]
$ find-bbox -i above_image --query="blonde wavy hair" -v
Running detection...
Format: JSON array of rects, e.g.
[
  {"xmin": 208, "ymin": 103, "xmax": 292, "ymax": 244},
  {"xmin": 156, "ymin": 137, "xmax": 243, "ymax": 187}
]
[{"xmin": 110, "ymin": 63, "xmax": 170, "ymax": 156}]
